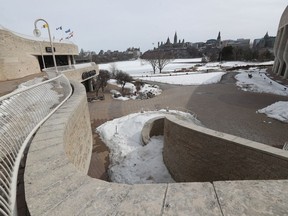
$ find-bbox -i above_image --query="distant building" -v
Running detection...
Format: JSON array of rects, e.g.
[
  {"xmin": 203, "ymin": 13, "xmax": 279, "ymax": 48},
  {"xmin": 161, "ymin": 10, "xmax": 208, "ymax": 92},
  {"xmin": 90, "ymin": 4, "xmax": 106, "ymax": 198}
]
[
  {"xmin": 88, "ymin": 47, "xmax": 141, "ymax": 64},
  {"xmin": 273, "ymin": 6, "xmax": 288, "ymax": 79},
  {"xmin": 253, "ymin": 32, "xmax": 276, "ymax": 52},
  {"xmin": 222, "ymin": 38, "xmax": 250, "ymax": 48}
]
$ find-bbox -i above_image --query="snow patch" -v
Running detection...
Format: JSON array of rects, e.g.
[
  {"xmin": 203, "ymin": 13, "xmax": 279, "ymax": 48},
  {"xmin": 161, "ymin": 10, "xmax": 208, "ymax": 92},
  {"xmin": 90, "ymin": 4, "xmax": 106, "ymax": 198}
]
[
  {"xmin": 140, "ymin": 72, "xmax": 225, "ymax": 85},
  {"xmin": 258, "ymin": 101, "xmax": 288, "ymax": 123},
  {"xmin": 235, "ymin": 69, "xmax": 288, "ymax": 96},
  {"xmin": 97, "ymin": 110, "xmax": 199, "ymax": 184}
]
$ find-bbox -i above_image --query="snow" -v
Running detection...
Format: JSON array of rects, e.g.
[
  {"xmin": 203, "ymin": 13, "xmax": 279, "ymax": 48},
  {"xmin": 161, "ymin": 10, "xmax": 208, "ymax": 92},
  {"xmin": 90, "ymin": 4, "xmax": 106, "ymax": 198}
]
[
  {"xmin": 99, "ymin": 59, "xmax": 275, "ymax": 86},
  {"xmin": 258, "ymin": 101, "xmax": 288, "ymax": 123},
  {"xmin": 96, "ymin": 110, "xmax": 200, "ymax": 184},
  {"xmin": 108, "ymin": 79, "xmax": 162, "ymax": 100},
  {"xmin": 99, "ymin": 59, "xmax": 202, "ymax": 76},
  {"xmin": 99, "ymin": 59, "xmax": 274, "ymax": 77},
  {"xmin": 171, "ymin": 58, "xmax": 202, "ymax": 63},
  {"xmin": 234, "ymin": 67, "xmax": 288, "ymax": 123},
  {"xmin": 235, "ymin": 68, "xmax": 288, "ymax": 96},
  {"xmin": 140, "ymin": 72, "xmax": 225, "ymax": 85}
]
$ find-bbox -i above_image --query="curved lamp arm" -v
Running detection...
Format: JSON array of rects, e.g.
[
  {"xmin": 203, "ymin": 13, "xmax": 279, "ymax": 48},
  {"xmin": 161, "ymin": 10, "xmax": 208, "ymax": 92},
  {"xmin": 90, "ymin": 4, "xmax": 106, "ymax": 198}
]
[{"xmin": 33, "ymin": 18, "xmax": 58, "ymax": 74}]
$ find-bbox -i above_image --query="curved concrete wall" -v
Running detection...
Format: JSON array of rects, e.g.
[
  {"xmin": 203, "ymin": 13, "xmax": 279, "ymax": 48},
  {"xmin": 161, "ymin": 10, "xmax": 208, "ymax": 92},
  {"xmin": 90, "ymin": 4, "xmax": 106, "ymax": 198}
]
[
  {"xmin": 25, "ymin": 80, "xmax": 92, "ymax": 174},
  {"xmin": 279, "ymin": 6, "xmax": 288, "ymax": 29},
  {"xmin": 273, "ymin": 6, "xmax": 288, "ymax": 78},
  {"xmin": 0, "ymin": 27, "xmax": 78, "ymax": 81},
  {"xmin": 163, "ymin": 116, "xmax": 288, "ymax": 182},
  {"xmin": 141, "ymin": 117, "xmax": 164, "ymax": 145}
]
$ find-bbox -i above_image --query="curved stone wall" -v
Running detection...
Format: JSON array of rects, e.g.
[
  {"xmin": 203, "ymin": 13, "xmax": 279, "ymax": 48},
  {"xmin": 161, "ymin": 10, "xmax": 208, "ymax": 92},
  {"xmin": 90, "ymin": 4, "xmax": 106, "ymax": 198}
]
[
  {"xmin": 273, "ymin": 6, "xmax": 288, "ymax": 79},
  {"xmin": 25, "ymin": 80, "xmax": 92, "ymax": 173},
  {"xmin": 163, "ymin": 116, "xmax": 288, "ymax": 182},
  {"xmin": 141, "ymin": 116, "xmax": 164, "ymax": 145}
]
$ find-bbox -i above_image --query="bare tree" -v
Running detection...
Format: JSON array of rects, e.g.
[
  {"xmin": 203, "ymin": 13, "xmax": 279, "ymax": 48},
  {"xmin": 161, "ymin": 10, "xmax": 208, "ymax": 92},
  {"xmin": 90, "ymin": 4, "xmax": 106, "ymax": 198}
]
[
  {"xmin": 141, "ymin": 51, "xmax": 158, "ymax": 73},
  {"xmin": 109, "ymin": 63, "xmax": 118, "ymax": 77},
  {"xmin": 115, "ymin": 71, "xmax": 133, "ymax": 93},
  {"xmin": 156, "ymin": 51, "xmax": 173, "ymax": 73},
  {"xmin": 141, "ymin": 50, "xmax": 173, "ymax": 73},
  {"xmin": 92, "ymin": 70, "xmax": 111, "ymax": 96}
]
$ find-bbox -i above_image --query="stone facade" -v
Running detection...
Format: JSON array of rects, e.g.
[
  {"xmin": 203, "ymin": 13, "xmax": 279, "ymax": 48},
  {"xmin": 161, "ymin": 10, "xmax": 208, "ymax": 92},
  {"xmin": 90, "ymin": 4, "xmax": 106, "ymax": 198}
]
[
  {"xmin": 273, "ymin": 6, "xmax": 288, "ymax": 79},
  {"xmin": 0, "ymin": 27, "xmax": 78, "ymax": 81},
  {"xmin": 163, "ymin": 116, "xmax": 288, "ymax": 182}
]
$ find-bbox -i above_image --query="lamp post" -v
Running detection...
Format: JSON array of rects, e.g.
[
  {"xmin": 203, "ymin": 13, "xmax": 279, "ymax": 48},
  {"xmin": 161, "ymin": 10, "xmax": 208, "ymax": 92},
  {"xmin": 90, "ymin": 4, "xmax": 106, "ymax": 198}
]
[
  {"xmin": 33, "ymin": 18, "xmax": 58, "ymax": 75},
  {"xmin": 39, "ymin": 40, "xmax": 46, "ymax": 69}
]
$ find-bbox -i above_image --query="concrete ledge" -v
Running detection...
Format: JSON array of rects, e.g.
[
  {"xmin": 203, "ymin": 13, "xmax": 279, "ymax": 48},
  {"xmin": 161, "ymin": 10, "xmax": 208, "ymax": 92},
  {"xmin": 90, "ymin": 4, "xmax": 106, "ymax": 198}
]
[{"xmin": 214, "ymin": 180, "xmax": 288, "ymax": 215}]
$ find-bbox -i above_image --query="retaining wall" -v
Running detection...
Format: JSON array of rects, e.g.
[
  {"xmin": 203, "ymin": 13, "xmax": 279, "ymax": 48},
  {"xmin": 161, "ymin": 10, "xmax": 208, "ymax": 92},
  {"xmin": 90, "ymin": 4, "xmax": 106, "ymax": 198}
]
[{"xmin": 163, "ymin": 116, "xmax": 288, "ymax": 182}]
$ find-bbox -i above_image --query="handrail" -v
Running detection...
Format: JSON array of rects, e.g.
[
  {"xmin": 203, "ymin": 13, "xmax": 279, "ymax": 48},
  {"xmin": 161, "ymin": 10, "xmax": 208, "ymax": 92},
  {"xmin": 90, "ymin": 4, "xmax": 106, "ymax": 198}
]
[
  {"xmin": 0, "ymin": 74, "xmax": 72, "ymax": 216},
  {"xmin": 42, "ymin": 62, "xmax": 96, "ymax": 73}
]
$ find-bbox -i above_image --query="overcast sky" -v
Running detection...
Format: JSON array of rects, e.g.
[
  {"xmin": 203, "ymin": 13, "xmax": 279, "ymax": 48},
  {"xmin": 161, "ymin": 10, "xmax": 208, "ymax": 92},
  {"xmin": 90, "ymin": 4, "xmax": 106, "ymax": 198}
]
[{"xmin": 0, "ymin": 0, "xmax": 287, "ymax": 53}]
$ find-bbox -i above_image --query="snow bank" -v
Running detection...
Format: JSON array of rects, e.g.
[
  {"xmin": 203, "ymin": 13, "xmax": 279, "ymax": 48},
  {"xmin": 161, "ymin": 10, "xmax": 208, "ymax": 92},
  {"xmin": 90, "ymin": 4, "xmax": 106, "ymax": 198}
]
[
  {"xmin": 108, "ymin": 79, "xmax": 162, "ymax": 100},
  {"xmin": 140, "ymin": 72, "xmax": 225, "ymax": 85},
  {"xmin": 96, "ymin": 110, "xmax": 199, "ymax": 184},
  {"xmin": 235, "ymin": 69, "xmax": 288, "ymax": 96},
  {"xmin": 258, "ymin": 101, "xmax": 288, "ymax": 123}
]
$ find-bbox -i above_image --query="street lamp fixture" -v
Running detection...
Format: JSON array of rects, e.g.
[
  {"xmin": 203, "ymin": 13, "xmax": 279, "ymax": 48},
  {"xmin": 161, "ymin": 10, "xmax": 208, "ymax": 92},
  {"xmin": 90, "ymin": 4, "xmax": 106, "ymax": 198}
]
[{"xmin": 33, "ymin": 18, "xmax": 58, "ymax": 75}]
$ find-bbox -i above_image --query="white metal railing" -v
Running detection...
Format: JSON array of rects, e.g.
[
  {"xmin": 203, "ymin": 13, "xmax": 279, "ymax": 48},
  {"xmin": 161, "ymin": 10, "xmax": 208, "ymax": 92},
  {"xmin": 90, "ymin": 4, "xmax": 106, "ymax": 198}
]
[{"xmin": 0, "ymin": 74, "xmax": 72, "ymax": 216}]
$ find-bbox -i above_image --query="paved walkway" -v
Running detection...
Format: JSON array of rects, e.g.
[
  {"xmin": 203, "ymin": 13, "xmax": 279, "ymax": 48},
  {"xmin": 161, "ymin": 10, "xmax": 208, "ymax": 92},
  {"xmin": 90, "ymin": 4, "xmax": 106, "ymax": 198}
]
[
  {"xmin": 0, "ymin": 73, "xmax": 44, "ymax": 97},
  {"xmin": 87, "ymin": 70, "xmax": 288, "ymax": 179}
]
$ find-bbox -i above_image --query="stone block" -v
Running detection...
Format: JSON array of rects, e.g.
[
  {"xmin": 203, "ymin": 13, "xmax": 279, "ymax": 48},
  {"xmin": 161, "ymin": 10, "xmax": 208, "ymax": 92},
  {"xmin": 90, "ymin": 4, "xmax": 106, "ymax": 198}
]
[
  {"xmin": 214, "ymin": 180, "xmax": 288, "ymax": 216},
  {"xmin": 163, "ymin": 182, "xmax": 222, "ymax": 216}
]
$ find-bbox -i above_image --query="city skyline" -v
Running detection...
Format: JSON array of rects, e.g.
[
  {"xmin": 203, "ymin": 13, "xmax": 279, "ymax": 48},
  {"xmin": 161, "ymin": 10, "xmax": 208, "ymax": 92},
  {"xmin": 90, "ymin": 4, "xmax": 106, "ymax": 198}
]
[{"xmin": 0, "ymin": 0, "xmax": 287, "ymax": 52}]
